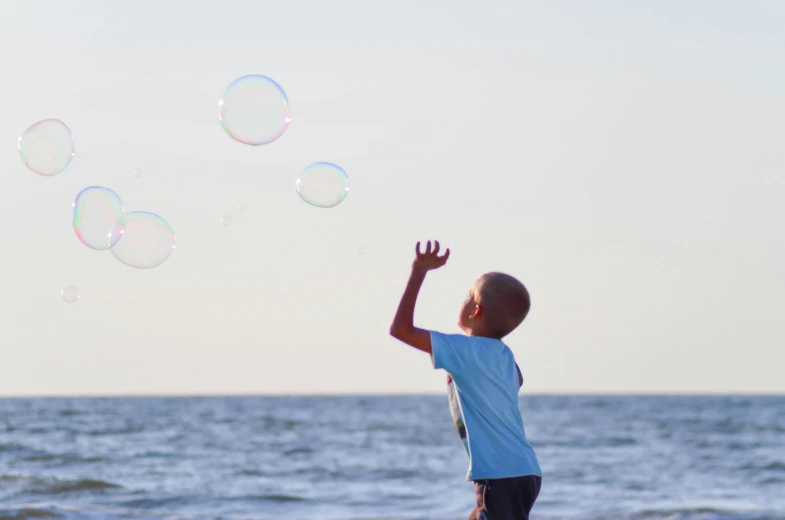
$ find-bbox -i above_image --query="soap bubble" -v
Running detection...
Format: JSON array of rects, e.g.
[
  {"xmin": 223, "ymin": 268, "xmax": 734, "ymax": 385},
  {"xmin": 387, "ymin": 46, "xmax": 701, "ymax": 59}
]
[
  {"xmin": 133, "ymin": 169, "xmax": 144, "ymax": 179},
  {"xmin": 221, "ymin": 215, "xmax": 232, "ymax": 226},
  {"xmin": 61, "ymin": 285, "xmax": 79, "ymax": 303},
  {"xmin": 72, "ymin": 187, "xmax": 126, "ymax": 250},
  {"xmin": 356, "ymin": 245, "xmax": 367, "ymax": 255},
  {"xmin": 18, "ymin": 119, "xmax": 75, "ymax": 176},
  {"xmin": 238, "ymin": 204, "xmax": 247, "ymax": 212},
  {"xmin": 296, "ymin": 162, "xmax": 350, "ymax": 208},
  {"xmin": 109, "ymin": 212, "xmax": 175, "ymax": 269},
  {"xmin": 218, "ymin": 75, "xmax": 290, "ymax": 146}
]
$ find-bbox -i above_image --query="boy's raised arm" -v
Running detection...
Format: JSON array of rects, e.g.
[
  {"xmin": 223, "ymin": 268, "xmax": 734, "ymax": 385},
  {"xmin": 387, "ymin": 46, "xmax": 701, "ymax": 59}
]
[
  {"xmin": 389, "ymin": 240, "xmax": 450, "ymax": 354},
  {"xmin": 389, "ymin": 267, "xmax": 432, "ymax": 353}
]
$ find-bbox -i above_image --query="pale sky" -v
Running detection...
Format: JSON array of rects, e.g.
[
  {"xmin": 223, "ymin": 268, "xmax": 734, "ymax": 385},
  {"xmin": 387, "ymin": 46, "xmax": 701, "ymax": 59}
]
[{"xmin": 1, "ymin": 1, "xmax": 783, "ymax": 396}]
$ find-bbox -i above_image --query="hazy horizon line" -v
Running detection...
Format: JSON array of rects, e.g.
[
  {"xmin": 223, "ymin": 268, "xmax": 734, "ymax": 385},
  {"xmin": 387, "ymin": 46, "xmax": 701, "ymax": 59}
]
[{"xmin": 1, "ymin": 391, "xmax": 782, "ymax": 399}]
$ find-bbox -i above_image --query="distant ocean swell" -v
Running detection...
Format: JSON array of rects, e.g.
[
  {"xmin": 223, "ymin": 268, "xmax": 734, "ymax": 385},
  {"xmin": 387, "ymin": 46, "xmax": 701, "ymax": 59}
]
[{"xmin": 1, "ymin": 504, "xmax": 784, "ymax": 520}]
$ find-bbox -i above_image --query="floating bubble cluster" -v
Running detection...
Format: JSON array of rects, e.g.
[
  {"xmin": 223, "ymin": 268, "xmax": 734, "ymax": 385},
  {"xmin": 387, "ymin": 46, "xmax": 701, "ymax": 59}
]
[
  {"xmin": 70, "ymin": 186, "xmax": 175, "ymax": 272},
  {"xmin": 31, "ymin": 73, "xmax": 363, "ymax": 301}
]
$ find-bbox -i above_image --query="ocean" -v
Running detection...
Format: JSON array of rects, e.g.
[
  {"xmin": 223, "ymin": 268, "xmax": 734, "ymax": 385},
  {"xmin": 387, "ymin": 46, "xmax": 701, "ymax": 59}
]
[{"xmin": 0, "ymin": 395, "xmax": 783, "ymax": 520}]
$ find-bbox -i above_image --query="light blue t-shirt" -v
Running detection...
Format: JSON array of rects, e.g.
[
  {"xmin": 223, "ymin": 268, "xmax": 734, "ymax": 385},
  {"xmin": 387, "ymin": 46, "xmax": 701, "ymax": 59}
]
[{"xmin": 430, "ymin": 331, "xmax": 541, "ymax": 481}]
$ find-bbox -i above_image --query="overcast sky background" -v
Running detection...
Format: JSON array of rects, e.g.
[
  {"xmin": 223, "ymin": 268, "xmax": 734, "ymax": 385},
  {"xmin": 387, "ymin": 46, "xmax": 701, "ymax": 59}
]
[{"xmin": 1, "ymin": 1, "xmax": 783, "ymax": 396}]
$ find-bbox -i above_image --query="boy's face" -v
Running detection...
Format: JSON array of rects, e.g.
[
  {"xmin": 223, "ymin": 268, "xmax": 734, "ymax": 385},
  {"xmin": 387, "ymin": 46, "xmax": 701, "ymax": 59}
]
[{"xmin": 458, "ymin": 287, "xmax": 480, "ymax": 333}]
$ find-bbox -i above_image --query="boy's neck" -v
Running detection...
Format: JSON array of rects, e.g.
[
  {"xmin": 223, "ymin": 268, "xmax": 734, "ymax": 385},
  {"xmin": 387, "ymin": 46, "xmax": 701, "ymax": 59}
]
[{"xmin": 464, "ymin": 328, "xmax": 504, "ymax": 341}]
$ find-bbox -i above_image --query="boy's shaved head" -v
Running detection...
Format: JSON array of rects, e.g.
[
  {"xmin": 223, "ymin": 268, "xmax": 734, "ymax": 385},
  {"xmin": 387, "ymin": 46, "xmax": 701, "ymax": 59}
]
[{"xmin": 474, "ymin": 272, "xmax": 530, "ymax": 338}]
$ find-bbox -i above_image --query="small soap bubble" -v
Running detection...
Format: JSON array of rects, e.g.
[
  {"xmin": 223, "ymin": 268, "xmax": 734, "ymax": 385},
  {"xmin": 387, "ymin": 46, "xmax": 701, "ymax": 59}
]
[
  {"xmin": 356, "ymin": 245, "xmax": 367, "ymax": 255},
  {"xmin": 221, "ymin": 215, "xmax": 233, "ymax": 226},
  {"xmin": 18, "ymin": 119, "xmax": 75, "ymax": 176},
  {"xmin": 133, "ymin": 169, "xmax": 144, "ymax": 179},
  {"xmin": 238, "ymin": 204, "xmax": 247, "ymax": 212},
  {"xmin": 109, "ymin": 212, "xmax": 175, "ymax": 269},
  {"xmin": 296, "ymin": 162, "xmax": 350, "ymax": 208},
  {"xmin": 61, "ymin": 285, "xmax": 80, "ymax": 303},
  {"xmin": 218, "ymin": 75, "xmax": 291, "ymax": 146},
  {"xmin": 72, "ymin": 187, "xmax": 126, "ymax": 250}
]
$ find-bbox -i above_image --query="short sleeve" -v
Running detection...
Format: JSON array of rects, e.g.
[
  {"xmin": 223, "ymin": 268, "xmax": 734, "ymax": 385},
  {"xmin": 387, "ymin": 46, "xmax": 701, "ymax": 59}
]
[{"xmin": 430, "ymin": 331, "xmax": 478, "ymax": 377}]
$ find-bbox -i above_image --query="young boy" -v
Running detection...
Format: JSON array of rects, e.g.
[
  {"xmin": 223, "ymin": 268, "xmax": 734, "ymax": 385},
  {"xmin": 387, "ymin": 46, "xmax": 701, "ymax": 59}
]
[{"xmin": 389, "ymin": 240, "xmax": 542, "ymax": 520}]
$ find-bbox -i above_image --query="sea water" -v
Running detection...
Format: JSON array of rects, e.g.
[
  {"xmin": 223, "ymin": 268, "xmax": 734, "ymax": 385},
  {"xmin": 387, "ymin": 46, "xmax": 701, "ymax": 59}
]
[{"xmin": 0, "ymin": 395, "xmax": 783, "ymax": 520}]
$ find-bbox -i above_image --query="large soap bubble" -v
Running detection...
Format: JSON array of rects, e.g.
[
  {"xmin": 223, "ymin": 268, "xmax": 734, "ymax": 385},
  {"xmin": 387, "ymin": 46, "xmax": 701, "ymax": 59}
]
[
  {"xmin": 72, "ymin": 187, "xmax": 126, "ymax": 250},
  {"xmin": 18, "ymin": 119, "xmax": 75, "ymax": 176},
  {"xmin": 109, "ymin": 211, "xmax": 176, "ymax": 269},
  {"xmin": 218, "ymin": 75, "xmax": 291, "ymax": 146},
  {"xmin": 296, "ymin": 162, "xmax": 350, "ymax": 208}
]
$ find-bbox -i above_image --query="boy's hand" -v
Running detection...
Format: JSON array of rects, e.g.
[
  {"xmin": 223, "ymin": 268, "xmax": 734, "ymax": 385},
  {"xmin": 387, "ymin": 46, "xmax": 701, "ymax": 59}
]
[
  {"xmin": 413, "ymin": 240, "xmax": 450, "ymax": 273},
  {"xmin": 390, "ymin": 240, "xmax": 449, "ymax": 355}
]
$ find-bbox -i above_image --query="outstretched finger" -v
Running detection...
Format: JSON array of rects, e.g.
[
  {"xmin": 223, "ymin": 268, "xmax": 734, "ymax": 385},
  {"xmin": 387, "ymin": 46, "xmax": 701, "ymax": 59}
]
[
  {"xmin": 443, "ymin": 248, "xmax": 451, "ymax": 260},
  {"xmin": 433, "ymin": 241, "xmax": 441, "ymax": 255},
  {"xmin": 415, "ymin": 241, "xmax": 422, "ymax": 257},
  {"xmin": 435, "ymin": 252, "xmax": 450, "ymax": 267},
  {"xmin": 425, "ymin": 240, "xmax": 432, "ymax": 255}
]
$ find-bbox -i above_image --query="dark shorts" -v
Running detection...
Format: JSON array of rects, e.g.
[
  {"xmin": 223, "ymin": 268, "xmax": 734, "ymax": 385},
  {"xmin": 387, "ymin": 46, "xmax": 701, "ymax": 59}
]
[{"xmin": 467, "ymin": 475, "xmax": 542, "ymax": 520}]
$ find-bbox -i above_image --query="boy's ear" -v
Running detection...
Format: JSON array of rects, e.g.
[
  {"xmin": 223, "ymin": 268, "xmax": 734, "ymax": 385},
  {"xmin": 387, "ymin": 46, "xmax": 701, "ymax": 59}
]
[{"xmin": 470, "ymin": 304, "xmax": 482, "ymax": 319}]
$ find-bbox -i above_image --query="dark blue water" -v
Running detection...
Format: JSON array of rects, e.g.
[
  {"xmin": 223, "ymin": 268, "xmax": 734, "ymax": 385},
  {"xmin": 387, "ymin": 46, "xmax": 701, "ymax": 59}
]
[{"xmin": 0, "ymin": 396, "xmax": 783, "ymax": 520}]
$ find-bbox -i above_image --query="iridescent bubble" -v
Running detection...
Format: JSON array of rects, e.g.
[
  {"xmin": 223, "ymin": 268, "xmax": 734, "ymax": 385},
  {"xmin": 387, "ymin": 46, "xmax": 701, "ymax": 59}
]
[
  {"xmin": 133, "ymin": 169, "xmax": 144, "ymax": 179},
  {"xmin": 18, "ymin": 119, "xmax": 75, "ymax": 176},
  {"xmin": 218, "ymin": 75, "xmax": 291, "ymax": 146},
  {"xmin": 296, "ymin": 162, "xmax": 350, "ymax": 208},
  {"xmin": 221, "ymin": 215, "xmax": 232, "ymax": 226},
  {"xmin": 356, "ymin": 245, "xmax": 367, "ymax": 255},
  {"xmin": 61, "ymin": 285, "xmax": 79, "ymax": 303},
  {"xmin": 72, "ymin": 187, "xmax": 126, "ymax": 250},
  {"xmin": 109, "ymin": 212, "xmax": 175, "ymax": 269}
]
